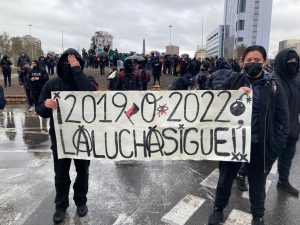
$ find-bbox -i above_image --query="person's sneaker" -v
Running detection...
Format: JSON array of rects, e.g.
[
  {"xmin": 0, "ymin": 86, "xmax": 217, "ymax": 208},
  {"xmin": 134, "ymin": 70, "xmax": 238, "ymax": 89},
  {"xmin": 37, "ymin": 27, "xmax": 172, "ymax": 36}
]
[
  {"xmin": 208, "ymin": 208, "xmax": 224, "ymax": 225},
  {"xmin": 277, "ymin": 180, "xmax": 299, "ymax": 196},
  {"xmin": 236, "ymin": 175, "xmax": 248, "ymax": 191},
  {"xmin": 77, "ymin": 205, "xmax": 88, "ymax": 217},
  {"xmin": 252, "ymin": 217, "xmax": 265, "ymax": 225},
  {"xmin": 28, "ymin": 106, "xmax": 35, "ymax": 112},
  {"xmin": 53, "ymin": 208, "xmax": 66, "ymax": 224}
]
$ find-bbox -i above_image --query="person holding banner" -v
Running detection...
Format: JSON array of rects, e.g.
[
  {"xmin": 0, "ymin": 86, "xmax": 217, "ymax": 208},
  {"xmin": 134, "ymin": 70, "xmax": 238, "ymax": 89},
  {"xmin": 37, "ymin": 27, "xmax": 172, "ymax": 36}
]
[
  {"xmin": 37, "ymin": 48, "xmax": 98, "ymax": 224},
  {"xmin": 207, "ymin": 45, "xmax": 289, "ymax": 225}
]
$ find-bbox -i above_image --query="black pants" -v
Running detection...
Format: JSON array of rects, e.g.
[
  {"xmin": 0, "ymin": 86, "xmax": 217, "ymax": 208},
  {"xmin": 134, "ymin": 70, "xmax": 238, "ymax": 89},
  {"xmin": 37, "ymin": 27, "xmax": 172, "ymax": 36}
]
[
  {"xmin": 100, "ymin": 66, "xmax": 105, "ymax": 75},
  {"xmin": 47, "ymin": 66, "xmax": 54, "ymax": 75},
  {"xmin": 238, "ymin": 162, "xmax": 247, "ymax": 177},
  {"xmin": 24, "ymin": 87, "xmax": 33, "ymax": 107},
  {"xmin": 152, "ymin": 71, "xmax": 161, "ymax": 85},
  {"xmin": 278, "ymin": 136, "xmax": 297, "ymax": 182},
  {"xmin": 52, "ymin": 147, "xmax": 90, "ymax": 210},
  {"xmin": 2, "ymin": 70, "xmax": 11, "ymax": 87},
  {"xmin": 30, "ymin": 87, "xmax": 43, "ymax": 108},
  {"xmin": 214, "ymin": 144, "xmax": 268, "ymax": 218}
]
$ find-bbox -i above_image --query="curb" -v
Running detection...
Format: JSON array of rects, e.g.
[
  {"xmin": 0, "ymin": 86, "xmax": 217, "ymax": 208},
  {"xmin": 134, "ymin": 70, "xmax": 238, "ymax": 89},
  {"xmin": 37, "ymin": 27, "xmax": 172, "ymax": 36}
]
[{"xmin": 6, "ymin": 95, "xmax": 27, "ymax": 104}]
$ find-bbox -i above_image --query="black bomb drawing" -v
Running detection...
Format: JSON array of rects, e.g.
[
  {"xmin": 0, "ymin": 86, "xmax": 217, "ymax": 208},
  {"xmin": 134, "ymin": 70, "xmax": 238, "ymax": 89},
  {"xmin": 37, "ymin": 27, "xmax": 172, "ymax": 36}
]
[{"xmin": 230, "ymin": 93, "xmax": 252, "ymax": 116}]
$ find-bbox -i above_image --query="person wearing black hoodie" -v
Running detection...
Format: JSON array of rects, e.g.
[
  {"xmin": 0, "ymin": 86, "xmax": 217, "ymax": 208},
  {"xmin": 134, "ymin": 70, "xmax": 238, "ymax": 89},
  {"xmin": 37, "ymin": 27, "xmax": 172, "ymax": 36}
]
[
  {"xmin": 28, "ymin": 60, "xmax": 49, "ymax": 111},
  {"xmin": 207, "ymin": 45, "xmax": 289, "ymax": 225},
  {"xmin": 273, "ymin": 49, "xmax": 300, "ymax": 196},
  {"xmin": 0, "ymin": 55, "xmax": 12, "ymax": 87},
  {"xmin": 37, "ymin": 48, "xmax": 98, "ymax": 224},
  {"xmin": 206, "ymin": 57, "xmax": 236, "ymax": 90}
]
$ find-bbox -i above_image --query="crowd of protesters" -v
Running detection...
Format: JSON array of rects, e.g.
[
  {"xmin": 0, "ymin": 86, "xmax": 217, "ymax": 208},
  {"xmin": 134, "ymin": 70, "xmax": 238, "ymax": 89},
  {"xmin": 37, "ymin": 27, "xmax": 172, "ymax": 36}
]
[{"xmin": 0, "ymin": 44, "xmax": 299, "ymax": 225}]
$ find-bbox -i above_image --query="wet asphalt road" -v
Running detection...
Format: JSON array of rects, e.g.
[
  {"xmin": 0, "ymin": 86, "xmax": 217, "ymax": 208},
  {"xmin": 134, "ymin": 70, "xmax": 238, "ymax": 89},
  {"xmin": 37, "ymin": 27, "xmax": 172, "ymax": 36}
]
[{"xmin": 0, "ymin": 105, "xmax": 299, "ymax": 225}]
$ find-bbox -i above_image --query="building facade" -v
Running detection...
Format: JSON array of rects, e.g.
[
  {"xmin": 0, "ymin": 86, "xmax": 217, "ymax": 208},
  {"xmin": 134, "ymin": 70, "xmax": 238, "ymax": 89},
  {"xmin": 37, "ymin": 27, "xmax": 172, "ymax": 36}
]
[
  {"xmin": 279, "ymin": 40, "xmax": 300, "ymax": 55},
  {"xmin": 195, "ymin": 46, "xmax": 206, "ymax": 59},
  {"xmin": 166, "ymin": 45, "xmax": 179, "ymax": 56},
  {"xmin": 92, "ymin": 31, "xmax": 113, "ymax": 51},
  {"xmin": 22, "ymin": 35, "xmax": 42, "ymax": 59},
  {"xmin": 206, "ymin": 25, "xmax": 224, "ymax": 58},
  {"xmin": 223, "ymin": 0, "xmax": 273, "ymax": 58}
]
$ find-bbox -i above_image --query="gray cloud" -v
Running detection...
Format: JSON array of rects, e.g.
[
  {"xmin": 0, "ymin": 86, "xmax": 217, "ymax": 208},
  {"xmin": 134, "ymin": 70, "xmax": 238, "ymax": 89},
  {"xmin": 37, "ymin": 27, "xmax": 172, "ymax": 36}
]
[{"xmin": 0, "ymin": 0, "xmax": 299, "ymax": 57}]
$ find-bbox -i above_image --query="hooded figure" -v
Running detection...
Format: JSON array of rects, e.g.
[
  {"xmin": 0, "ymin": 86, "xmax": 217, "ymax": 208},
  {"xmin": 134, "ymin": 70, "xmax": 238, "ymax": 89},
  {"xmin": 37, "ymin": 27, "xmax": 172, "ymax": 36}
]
[
  {"xmin": 37, "ymin": 48, "xmax": 98, "ymax": 224},
  {"xmin": 273, "ymin": 49, "xmax": 300, "ymax": 196},
  {"xmin": 207, "ymin": 57, "xmax": 236, "ymax": 90},
  {"xmin": 193, "ymin": 60, "xmax": 211, "ymax": 90},
  {"xmin": 114, "ymin": 59, "xmax": 142, "ymax": 90}
]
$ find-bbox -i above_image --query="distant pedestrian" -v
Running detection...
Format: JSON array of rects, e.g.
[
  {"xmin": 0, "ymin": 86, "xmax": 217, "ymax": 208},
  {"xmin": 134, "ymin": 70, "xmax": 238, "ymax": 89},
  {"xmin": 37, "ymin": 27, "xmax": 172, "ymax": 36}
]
[
  {"xmin": 151, "ymin": 56, "xmax": 162, "ymax": 86},
  {"xmin": 46, "ymin": 53, "xmax": 55, "ymax": 75},
  {"xmin": 18, "ymin": 62, "xmax": 34, "ymax": 111},
  {"xmin": 38, "ymin": 55, "xmax": 47, "ymax": 70},
  {"xmin": 28, "ymin": 60, "xmax": 49, "ymax": 111},
  {"xmin": 206, "ymin": 57, "xmax": 236, "ymax": 90},
  {"xmin": 17, "ymin": 51, "xmax": 31, "ymax": 69},
  {"xmin": 0, "ymin": 55, "xmax": 12, "ymax": 87},
  {"xmin": 114, "ymin": 59, "xmax": 142, "ymax": 90}
]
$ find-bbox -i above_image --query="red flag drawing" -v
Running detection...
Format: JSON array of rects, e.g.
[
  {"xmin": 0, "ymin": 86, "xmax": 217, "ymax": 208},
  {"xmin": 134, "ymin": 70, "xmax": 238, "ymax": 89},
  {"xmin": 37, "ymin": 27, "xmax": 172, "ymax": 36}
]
[{"xmin": 125, "ymin": 103, "xmax": 140, "ymax": 125}]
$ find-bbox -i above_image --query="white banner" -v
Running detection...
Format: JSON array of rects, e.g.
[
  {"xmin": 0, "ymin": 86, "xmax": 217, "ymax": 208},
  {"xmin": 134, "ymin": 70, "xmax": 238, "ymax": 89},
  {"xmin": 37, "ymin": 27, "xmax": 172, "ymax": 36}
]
[{"xmin": 52, "ymin": 90, "xmax": 252, "ymax": 162}]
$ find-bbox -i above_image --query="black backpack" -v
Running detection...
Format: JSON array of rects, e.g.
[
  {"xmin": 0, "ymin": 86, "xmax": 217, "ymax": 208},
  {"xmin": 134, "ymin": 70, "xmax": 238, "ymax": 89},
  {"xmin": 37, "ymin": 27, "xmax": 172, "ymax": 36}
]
[
  {"xmin": 211, "ymin": 70, "xmax": 233, "ymax": 90},
  {"xmin": 0, "ymin": 86, "xmax": 6, "ymax": 109}
]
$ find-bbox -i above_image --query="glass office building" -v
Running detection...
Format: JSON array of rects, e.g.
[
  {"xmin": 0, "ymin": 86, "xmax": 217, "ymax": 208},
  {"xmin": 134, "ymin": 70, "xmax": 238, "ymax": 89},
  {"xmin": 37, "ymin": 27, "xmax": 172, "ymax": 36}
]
[{"xmin": 223, "ymin": 0, "xmax": 273, "ymax": 58}]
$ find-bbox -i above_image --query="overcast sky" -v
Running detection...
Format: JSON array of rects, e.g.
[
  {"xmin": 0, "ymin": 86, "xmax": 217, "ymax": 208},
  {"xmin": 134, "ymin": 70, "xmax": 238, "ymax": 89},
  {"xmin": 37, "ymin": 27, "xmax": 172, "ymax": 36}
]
[{"xmin": 0, "ymin": 0, "xmax": 299, "ymax": 58}]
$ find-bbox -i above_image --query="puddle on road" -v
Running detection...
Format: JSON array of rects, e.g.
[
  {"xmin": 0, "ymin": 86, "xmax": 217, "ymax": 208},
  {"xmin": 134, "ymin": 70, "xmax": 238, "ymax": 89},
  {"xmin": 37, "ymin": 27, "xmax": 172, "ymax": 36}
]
[{"xmin": 0, "ymin": 105, "xmax": 50, "ymax": 151}]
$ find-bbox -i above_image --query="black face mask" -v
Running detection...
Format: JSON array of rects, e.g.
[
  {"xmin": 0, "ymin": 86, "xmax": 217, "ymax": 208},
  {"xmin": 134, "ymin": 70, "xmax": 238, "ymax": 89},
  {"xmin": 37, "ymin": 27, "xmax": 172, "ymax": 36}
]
[
  {"xmin": 287, "ymin": 62, "xmax": 299, "ymax": 78},
  {"xmin": 244, "ymin": 62, "xmax": 263, "ymax": 77}
]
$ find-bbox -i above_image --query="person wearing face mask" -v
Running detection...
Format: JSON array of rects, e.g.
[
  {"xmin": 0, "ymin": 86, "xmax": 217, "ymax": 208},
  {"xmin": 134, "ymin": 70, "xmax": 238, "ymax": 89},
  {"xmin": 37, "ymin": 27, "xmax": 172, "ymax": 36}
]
[
  {"xmin": 207, "ymin": 45, "xmax": 289, "ymax": 225},
  {"xmin": 272, "ymin": 49, "xmax": 300, "ymax": 196},
  {"xmin": 18, "ymin": 62, "xmax": 34, "ymax": 110},
  {"xmin": 27, "ymin": 60, "xmax": 49, "ymax": 112},
  {"xmin": 37, "ymin": 48, "xmax": 98, "ymax": 224},
  {"xmin": 38, "ymin": 55, "xmax": 47, "ymax": 70},
  {"xmin": 17, "ymin": 51, "xmax": 31, "ymax": 69}
]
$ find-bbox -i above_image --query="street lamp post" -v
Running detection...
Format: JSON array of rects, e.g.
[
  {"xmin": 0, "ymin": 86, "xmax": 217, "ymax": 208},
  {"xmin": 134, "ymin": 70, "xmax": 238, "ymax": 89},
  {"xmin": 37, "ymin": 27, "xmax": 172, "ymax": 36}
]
[
  {"xmin": 169, "ymin": 25, "xmax": 172, "ymax": 46},
  {"xmin": 28, "ymin": 24, "xmax": 33, "ymax": 59}
]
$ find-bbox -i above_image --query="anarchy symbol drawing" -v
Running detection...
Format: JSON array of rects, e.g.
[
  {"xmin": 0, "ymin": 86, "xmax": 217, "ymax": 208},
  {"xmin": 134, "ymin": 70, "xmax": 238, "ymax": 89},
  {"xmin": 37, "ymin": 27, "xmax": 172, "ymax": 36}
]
[{"xmin": 72, "ymin": 125, "xmax": 94, "ymax": 157}]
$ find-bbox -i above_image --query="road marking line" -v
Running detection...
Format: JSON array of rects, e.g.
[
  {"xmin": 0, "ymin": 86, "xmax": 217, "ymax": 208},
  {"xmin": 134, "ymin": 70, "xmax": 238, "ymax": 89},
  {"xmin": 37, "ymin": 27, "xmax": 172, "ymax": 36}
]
[
  {"xmin": 161, "ymin": 194, "xmax": 205, "ymax": 225},
  {"xmin": 200, "ymin": 169, "xmax": 219, "ymax": 189},
  {"xmin": 112, "ymin": 213, "xmax": 132, "ymax": 225},
  {"xmin": 242, "ymin": 180, "xmax": 272, "ymax": 199},
  {"xmin": 224, "ymin": 209, "xmax": 252, "ymax": 225}
]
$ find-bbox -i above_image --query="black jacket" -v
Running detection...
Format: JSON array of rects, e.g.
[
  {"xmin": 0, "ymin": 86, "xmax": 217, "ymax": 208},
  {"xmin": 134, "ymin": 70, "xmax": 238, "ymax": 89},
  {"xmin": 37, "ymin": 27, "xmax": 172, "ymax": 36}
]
[
  {"xmin": 273, "ymin": 49, "xmax": 300, "ymax": 140},
  {"xmin": 27, "ymin": 65, "xmax": 49, "ymax": 89},
  {"xmin": 37, "ymin": 48, "xmax": 98, "ymax": 148},
  {"xmin": 0, "ymin": 57, "xmax": 12, "ymax": 72},
  {"xmin": 17, "ymin": 53, "xmax": 30, "ymax": 68},
  {"xmin": 207, "ymin": 58, "xmax": 236, "ymax": 90},
  {"xmin": 222, "ymin": 72, "xmax": 289, "ymax": 172}
]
